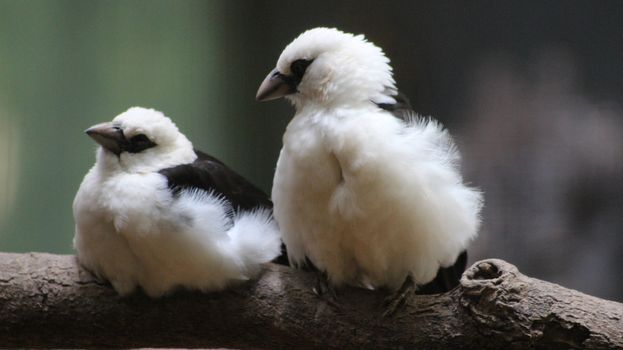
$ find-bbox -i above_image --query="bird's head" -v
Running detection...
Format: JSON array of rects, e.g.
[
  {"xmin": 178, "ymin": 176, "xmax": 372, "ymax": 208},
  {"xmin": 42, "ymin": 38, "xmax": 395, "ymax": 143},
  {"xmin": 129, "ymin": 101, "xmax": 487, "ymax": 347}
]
[
  {"xmin": 256, "ymin": 27, "xmax": 397, "ymax": 109},
  {"xmin": 85, "ymin": 107, "xmax": 196, "ymax": 173}
]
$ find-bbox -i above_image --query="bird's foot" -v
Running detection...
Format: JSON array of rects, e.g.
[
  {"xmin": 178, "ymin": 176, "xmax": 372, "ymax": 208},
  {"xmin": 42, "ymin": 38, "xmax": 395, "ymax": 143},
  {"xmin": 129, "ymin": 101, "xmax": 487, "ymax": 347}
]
[
  {"xmin": 382, "ymin": 275, "xmax": 415, "ymax": 317},
  {"xmin": 312, "ymin": 271, "xmax": 340, "ymax": 310}
]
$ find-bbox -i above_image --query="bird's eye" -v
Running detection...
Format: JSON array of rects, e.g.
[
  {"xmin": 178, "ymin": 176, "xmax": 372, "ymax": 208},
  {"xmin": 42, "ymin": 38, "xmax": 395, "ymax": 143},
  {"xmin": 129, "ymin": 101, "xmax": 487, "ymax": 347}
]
[
  {"xmin": 125, "ymin": 134, "xmax": 157, "ymax": 153},
  {"xmin": 290, "ymin": 59, "xmax": 313, "ymax": 77},
  {"xmin": 129, "ymin": 134, "xmax": 151, "ymax": 144}
]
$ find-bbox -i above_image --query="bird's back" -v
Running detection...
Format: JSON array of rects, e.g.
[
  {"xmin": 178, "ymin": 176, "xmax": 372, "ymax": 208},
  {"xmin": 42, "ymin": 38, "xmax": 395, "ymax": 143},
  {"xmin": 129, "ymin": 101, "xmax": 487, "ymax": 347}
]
[
  {"xmin": 159, "ymin": 150, "xmax": 273, "ymax": 212},
  {"xmin": 274, "ymin": 106, "xmax": 480, "ymax": 290}
]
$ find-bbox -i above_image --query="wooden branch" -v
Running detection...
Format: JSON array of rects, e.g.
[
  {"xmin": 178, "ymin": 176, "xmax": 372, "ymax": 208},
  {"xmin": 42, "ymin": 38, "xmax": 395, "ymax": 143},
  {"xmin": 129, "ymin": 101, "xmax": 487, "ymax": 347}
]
[{"xmin": 1, "ymin": 253, "xmax": 621, "ymax": 349}]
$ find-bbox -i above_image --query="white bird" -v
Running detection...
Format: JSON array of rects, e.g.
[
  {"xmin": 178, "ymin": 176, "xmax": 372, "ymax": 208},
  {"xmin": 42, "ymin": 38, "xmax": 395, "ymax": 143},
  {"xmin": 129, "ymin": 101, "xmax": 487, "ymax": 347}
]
[
  {"xmin": 256, "ymin": 27, "xmax": 483, "ymax": 299},
  {"xmin": 73, "ymin": 107, "xmax": 282, "ymax": 297}
]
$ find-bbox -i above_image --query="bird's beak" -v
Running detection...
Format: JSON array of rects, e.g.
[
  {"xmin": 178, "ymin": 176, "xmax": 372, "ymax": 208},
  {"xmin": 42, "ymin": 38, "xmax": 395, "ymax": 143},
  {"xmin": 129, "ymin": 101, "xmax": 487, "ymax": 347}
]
[
  {"xmin": 85, "ymin": 122, "xmax": 124, "ymax": 155},
  {"xmin": 256, "ymin": 69, "xmax": 295, "ymax": 102}
]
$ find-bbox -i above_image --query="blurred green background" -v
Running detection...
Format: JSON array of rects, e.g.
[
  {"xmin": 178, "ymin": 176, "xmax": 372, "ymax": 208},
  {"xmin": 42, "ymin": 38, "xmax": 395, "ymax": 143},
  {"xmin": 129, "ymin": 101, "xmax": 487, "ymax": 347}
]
[
  {"xmin": 1, "ymin": 0, "xmax": 224, "ymax": 252},
  {"xmin": 1, "ymin": 1, "xmax": 622, "ymax": 300},
  {"xmin": 0, "ymin": 0, "xmax": 294, "ymax": 253}
]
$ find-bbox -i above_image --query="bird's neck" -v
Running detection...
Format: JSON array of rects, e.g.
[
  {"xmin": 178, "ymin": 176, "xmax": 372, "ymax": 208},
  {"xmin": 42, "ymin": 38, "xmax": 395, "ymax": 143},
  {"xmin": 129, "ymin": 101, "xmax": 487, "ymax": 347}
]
[{"xmin": 294, "ymin": 100, "xmax": 378, "ymax": 117}]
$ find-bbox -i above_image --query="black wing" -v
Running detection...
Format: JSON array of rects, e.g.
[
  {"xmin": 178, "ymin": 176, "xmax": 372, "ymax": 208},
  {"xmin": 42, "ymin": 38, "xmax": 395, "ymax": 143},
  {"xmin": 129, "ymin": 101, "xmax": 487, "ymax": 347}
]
[
  {"xmin": 418, "ymin": 250, "xmax": 468, "ymax": 294},
  {"xmin": 159, "ymin": 150, "xmax": 273, "ymax": 212},
  {"xmin": 159, "ymin": 150, "xmax": 289, "ymax": 265},
  {"xmin": 375, "ymin": 90, "xmax": 414, "ymax": 121}
]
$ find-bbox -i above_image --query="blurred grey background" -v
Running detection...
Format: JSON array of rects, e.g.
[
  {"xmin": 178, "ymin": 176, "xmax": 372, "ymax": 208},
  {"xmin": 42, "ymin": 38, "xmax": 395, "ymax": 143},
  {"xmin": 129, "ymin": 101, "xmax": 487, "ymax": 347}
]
[{"xmin": 1, "ymin": 1, "xmax": 621, "ymax": 301}]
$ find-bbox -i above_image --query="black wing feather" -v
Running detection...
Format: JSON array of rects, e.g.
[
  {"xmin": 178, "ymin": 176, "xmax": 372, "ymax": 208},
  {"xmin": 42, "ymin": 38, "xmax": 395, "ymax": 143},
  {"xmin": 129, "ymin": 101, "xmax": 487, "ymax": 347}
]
[
  {"xmin": 158, "ymin": 150, "xmax": 289, "ymax": 265},
  {"xmin": 375, "ymin": 90, "xmax": 414, "ymax": 121},
  {"xmin": 159, "ymin": 150, "xmax": 272, "ymax": 211},
  {"xmin": 418, "ymin": 250, "xmax": 468, "ymax": 294}
]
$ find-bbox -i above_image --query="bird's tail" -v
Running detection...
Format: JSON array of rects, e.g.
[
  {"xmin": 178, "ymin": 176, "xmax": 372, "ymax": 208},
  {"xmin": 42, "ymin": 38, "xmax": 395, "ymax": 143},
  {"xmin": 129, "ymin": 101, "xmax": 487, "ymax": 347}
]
[{"xmin": 227, "ymin": 209, "xmax": 282, "ymax": 276}]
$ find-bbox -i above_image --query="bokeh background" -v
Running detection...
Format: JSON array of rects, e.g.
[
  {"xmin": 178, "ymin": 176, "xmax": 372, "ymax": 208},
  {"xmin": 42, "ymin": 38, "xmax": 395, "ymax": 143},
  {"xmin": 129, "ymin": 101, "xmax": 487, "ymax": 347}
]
[{"xmin": 1, "ymin": 1, "xmax": 621, "ymax": 301}]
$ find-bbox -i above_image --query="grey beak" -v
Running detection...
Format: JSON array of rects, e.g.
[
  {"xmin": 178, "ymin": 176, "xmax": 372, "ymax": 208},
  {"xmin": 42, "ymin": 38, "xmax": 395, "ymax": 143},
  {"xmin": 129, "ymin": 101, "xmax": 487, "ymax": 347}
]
[
  {"xmin": 256, "ymin": 69, "xmax": 296, "ymax": 102},
  {"xmin": 85, "ymin": 122, "xmax": 124, "ymax": 155}
]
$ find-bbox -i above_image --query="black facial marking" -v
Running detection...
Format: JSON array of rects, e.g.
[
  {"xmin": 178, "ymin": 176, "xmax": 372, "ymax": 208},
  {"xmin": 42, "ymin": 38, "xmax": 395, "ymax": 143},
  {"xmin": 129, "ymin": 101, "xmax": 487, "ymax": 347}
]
[
  {"xmin": 291, "ymin": 59, "xmax": 312, "ymax": 78},
  {"xmin": 284, "ymin": 58, "xmax": 313, "ymax": 91},
  {"xmin": 121, "ymin": 133, "xmax": 157, "ymax": 154},
  {"xmin": 125, "ymin": 133, "xmax": 157, "ymax": 153}
]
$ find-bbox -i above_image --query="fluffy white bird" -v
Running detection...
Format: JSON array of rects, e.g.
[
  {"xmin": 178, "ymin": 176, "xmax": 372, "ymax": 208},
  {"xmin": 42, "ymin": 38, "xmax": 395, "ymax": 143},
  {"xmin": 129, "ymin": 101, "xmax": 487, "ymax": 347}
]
[
  {"xmin": 257, "ymin": 27, "xmax": 483, "ymax": 297},
  {"xmin": 73, "ymin": 107, "xmax": 282, "ymax": 297}
]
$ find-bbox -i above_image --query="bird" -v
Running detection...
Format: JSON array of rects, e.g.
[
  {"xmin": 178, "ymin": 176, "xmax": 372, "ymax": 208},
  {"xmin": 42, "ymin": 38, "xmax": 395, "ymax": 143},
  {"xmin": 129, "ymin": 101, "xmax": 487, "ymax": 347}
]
[
  {"xmin": 256, "ymin": 27, "xmax": 483, "ymax": 305},
  {"xmin": 73, "ymin": 107, "xmax": 283, "ymax": 297}
]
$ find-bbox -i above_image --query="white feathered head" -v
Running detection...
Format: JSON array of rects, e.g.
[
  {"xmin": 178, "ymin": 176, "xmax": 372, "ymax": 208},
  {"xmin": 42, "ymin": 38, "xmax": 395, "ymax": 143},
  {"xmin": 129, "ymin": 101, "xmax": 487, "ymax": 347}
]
[
  {"xmin": 256, "ymin": 27, "xmax": 397, "ymax": 108},
  {"xmin": 85, "ymin": 107, "xmax": 196, "ymax": 173}
]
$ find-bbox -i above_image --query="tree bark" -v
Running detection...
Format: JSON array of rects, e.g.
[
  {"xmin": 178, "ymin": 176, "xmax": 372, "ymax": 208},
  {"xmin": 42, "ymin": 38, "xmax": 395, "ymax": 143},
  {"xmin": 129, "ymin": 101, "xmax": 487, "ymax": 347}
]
[{"xmin": 0, "ymin": 253, "xmax": 621, "ymax": 349}]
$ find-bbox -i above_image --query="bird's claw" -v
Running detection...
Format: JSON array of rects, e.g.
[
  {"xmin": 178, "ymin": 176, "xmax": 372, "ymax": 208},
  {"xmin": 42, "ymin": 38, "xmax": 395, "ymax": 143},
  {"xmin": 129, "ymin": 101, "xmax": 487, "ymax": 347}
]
[
  {"xmin": 382, "ymin": 276, "xmax": 415, "ymax": 317},
  {"xmin": 313, "ymin": 272, "xmax": 340, "ymax": 310}
]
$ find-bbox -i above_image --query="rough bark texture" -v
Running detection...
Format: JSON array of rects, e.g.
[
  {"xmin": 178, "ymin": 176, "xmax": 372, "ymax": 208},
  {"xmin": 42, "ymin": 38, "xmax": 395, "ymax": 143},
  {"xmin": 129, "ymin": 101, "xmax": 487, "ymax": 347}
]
[{"xmin": 0, "ymin": 253, "xmax": 621, "ymax": 349}]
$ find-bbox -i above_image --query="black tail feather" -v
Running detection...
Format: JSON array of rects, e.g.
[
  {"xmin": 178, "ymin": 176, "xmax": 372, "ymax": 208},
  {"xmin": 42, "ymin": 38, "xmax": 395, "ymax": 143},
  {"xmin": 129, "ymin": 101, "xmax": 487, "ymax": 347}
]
[{"xmin": 417, "ymin": 250, "xmax": 468, "ymax": 294}]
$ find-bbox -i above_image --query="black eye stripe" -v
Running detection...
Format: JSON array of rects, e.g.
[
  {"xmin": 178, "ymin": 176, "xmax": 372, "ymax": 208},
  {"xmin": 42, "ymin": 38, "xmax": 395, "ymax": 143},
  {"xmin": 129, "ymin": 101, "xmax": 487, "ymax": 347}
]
[
  {"xmin": 284, "ymin": 59, "xmax": 313, "ymax": 92},
  {"xmin": 129, "ymin": 134, "xmax": 151, "ymax": 143},
  {"xmin": 121, "ymin": 133, "xmax": 157, "ymax": 154},
  {"xmin": 290, "ymin": 59, "xmax": 313, "ymax": 79}
]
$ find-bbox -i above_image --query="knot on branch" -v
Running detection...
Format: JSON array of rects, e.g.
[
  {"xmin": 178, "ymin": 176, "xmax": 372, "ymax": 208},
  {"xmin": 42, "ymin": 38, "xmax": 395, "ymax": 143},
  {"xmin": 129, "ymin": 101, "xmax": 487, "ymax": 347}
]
[
  {"xmin": 463, "ymin": 259, "xmax": 518, "ymax": 280},
  {"xmin": 460, "ymin": 259, "xmax": 519, "ymax": 293},
  {"xmin": 469, "ymin": 261, "xmax": 501, "ymax": 280},
  {"xmin": 458, "ymin": 260, "xmax": 526, "ymax": 341}
]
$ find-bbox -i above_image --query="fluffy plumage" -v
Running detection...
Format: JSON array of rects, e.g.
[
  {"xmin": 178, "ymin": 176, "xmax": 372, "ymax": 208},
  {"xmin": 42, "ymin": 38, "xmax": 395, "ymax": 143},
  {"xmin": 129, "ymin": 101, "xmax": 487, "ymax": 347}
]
[
  {"xmin": 73, "ymin": 107, "xmax": 281, "ymax": 297},
  {"xmin": 257, "ymin": 27, "xmax": 483, "ymax": 290}
]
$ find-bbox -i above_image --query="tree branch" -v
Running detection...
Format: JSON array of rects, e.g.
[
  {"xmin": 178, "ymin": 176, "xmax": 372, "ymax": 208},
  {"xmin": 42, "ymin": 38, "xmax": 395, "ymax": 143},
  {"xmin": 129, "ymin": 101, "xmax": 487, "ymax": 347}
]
[{"xmin": 1, "ymin": 252, "xmax": 621, "ymax": 349}]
